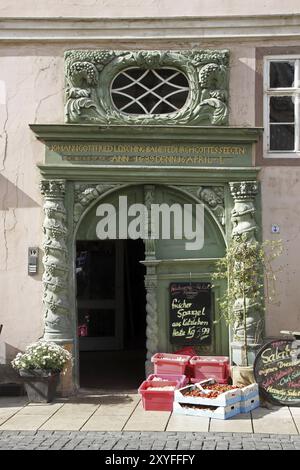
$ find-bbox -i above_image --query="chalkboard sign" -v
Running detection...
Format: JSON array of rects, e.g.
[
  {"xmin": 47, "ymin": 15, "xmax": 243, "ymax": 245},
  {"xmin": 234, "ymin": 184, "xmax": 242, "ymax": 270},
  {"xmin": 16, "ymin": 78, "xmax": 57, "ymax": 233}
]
[
  {"xmin": 254, "ymin": 339, "xmax": 300, "ymax": 405},
  {"xmin": 169, "ymin": 282, "xmax": 212, "ymax": 345}
]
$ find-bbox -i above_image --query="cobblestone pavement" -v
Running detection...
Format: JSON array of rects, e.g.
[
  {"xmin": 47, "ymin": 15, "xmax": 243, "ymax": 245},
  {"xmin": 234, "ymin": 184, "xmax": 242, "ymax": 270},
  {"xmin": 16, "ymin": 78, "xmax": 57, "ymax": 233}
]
[{"xmin": 0, "ymin": 430, "xmax": 300, "ymax": 450}]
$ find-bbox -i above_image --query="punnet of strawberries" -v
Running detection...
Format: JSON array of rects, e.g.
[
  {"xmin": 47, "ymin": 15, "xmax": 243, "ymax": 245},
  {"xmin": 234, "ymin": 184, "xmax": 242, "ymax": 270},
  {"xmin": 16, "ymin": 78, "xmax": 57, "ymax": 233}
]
[
  {"xmin": 201, "ymin": 384, "xmax": 239, "ymax": 392},
  {"xmin": 182, "ymin": 383, "xmax": 241, "ymax": 399},
  {"xmin": 183, "ymin": 389, "xmax": 220, "ymax": 399}
]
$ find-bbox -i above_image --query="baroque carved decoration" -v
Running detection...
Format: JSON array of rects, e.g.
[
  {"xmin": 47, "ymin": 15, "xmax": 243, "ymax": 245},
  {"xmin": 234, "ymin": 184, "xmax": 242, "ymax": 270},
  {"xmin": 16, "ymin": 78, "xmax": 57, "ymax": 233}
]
[
  {"xmin": 173, "ymin": 185, "xmax": 225, "ymax": 226},
  {"xmin": 197, "ymin": 186, "xmax": 225, "ymax": 226},
  {"xmin": 229, "ymin": 181, "xmax": 258, "ymax": 242},
  {"xmin": 229, "ymin": 181, "xmax": 258, "ymax": 202},
  {"xmin": 229, "ymin": 181, "xmax": 260, "ymax": 344},
  {"xmin": 65, "ymin": 49, "xmax": 229, "ymax": 126},
  {"xmin": 74, "ymin": 183, "xmax": 121, "ymax": 224},
  {"xmin": 40, "ymin": 180, "xmax": 72, "ymax": 341}
]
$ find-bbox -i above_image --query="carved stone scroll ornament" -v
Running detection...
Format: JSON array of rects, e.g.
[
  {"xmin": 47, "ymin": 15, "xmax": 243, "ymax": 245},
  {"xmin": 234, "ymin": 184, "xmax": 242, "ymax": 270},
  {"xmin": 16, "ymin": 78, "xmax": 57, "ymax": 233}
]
[
  {"xmin": 40, "ymin": 180, "xmax": 72, "ymax": 342},
  {"xmin": 65, "ymin": 49, "xmax": 229, "ymax": 126},
  {"xmin": 73, "ymin": 183, "xmax": 121, "ymax": 224},
  {"xmin": 229, "ymin": 181, "xmax": 260, "ymax": 345}
]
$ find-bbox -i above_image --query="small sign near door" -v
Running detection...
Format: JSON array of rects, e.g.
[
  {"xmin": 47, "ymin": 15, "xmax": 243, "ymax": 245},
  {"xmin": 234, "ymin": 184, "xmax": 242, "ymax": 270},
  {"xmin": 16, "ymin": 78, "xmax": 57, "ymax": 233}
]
[{"xmin": 169, "ymin": 282, "xmax": 212, "ymax": 345}]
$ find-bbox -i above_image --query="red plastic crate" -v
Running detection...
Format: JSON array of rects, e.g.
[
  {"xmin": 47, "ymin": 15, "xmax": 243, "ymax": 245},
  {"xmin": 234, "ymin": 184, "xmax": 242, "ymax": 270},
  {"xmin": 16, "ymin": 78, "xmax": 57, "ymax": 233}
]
[
  {"xmin": 147, "ymin": 374, "xmax": 188, "ymax": 387},
  {"xmin": 190, "ymin": 356, "xmax": 230, "ymax": 383},
  {"xmin": 151, "ymin": 353, "xmax": 191, "ymax": 375},
  {"xmin": 138, "ymin": 380, "xmax": 178, "ymax": 411}
]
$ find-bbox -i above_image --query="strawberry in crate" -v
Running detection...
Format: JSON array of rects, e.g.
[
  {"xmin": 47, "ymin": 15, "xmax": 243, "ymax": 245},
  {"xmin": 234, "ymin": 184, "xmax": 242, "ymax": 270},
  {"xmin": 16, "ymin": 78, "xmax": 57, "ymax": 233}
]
[{"xmin": 174, "ymin": 379, "xmax": 241, "ymax": 407}]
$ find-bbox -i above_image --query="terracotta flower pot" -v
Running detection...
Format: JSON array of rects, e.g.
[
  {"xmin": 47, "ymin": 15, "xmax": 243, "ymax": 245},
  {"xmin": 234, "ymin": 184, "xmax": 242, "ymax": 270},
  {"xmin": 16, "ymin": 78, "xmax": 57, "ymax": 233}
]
[{"xmin": 19, "ymin": 369, "xmax": 60, "ymax": 403}]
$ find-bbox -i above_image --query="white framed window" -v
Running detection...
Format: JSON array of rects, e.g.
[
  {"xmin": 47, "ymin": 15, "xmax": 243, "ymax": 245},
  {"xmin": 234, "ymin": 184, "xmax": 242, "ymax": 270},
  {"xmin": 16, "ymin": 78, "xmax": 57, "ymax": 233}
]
[{"xmin": 264, "ymin": 56, "xmax": 300, "ymax": 158}]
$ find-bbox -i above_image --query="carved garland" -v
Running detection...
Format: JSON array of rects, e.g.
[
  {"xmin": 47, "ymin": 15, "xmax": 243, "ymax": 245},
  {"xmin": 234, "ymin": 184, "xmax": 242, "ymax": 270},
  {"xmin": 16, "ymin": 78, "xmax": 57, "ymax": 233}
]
[{"xmin": 65, "ymin": 49, "xmax": 229, "ymax": 126}]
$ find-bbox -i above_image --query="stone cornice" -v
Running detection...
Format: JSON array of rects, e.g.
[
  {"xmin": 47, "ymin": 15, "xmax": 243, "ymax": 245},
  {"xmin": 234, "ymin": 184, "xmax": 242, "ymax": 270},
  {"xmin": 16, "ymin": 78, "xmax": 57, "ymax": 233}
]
[
  {"xmin": 30, "ymin": 124, "xmax": 263, "ymax": 144},
  {"xmin": 1, "ymin": 15, "xmax": 300, "ymax": 41},
  {"xmin": 37, "ymin": 164, "xmax": 260, "ymax": 182}
]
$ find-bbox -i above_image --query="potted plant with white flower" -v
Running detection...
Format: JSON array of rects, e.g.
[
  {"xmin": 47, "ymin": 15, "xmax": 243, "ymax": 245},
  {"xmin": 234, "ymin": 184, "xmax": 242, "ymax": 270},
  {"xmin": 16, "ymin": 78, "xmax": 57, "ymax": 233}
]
[{"xmin": 11, "ymin": 340, "xmax": 72, "ymax": 403}]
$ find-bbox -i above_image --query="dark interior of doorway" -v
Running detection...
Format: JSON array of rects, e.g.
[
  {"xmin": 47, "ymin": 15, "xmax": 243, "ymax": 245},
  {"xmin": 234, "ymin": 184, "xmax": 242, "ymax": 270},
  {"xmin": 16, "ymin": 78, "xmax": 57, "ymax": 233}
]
[{"xmin": 76, "ymin": 239, "xmax": 146, "ymax": 391}]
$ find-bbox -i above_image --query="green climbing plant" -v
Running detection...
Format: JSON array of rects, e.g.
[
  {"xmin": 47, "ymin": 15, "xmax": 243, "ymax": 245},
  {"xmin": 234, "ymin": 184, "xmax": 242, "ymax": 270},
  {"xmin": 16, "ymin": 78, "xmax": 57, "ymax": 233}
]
[{"xmin": 212, "ymin": 234, "xmax": 283, "ymax": 366}]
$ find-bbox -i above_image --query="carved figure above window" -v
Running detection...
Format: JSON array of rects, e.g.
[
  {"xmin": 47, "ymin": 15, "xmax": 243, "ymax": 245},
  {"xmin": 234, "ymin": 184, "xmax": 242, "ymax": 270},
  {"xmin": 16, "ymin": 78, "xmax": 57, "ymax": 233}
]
[{"xmin": 65, "ymin": 49, "xmax": 229, "ymax": 126}]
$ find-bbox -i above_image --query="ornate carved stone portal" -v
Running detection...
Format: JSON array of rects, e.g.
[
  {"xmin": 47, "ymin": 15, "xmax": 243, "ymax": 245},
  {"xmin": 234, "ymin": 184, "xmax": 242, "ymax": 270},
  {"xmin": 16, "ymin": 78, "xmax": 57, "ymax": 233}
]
[
  {"xmin": 65, "ymin": 49, "xmax": 229, "ymax": 126},
  {"xmin": 32, "ymin": 47, "xmax": 264, "ymax": 389}
]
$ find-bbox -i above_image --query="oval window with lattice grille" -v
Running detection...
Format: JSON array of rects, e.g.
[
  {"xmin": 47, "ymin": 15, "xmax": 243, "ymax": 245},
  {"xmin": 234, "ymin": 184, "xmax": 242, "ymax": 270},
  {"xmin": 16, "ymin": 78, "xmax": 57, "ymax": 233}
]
[{"xmin": 111, "ymin": 68, "xmax": 189, "ymax": 115}]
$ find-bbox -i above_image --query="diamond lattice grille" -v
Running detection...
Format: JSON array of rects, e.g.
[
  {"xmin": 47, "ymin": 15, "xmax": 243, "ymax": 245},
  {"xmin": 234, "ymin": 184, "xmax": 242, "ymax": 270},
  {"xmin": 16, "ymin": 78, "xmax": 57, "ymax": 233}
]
[{"xmin": 111, "ymin": 68, "xmax": 189, "ymax": 115}]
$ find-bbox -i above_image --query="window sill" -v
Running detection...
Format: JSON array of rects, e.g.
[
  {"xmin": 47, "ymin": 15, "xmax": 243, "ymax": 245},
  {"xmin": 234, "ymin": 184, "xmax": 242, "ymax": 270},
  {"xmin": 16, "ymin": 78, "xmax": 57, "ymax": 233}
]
[{"xmin": 265, "ymin": 153, "xmax": 300, "ymax": 159}]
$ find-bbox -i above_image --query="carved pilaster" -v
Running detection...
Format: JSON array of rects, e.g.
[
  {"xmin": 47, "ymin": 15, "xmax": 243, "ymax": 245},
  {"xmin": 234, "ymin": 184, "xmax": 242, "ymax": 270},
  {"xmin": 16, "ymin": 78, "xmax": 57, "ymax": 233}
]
[
  {"xmin": 229, "ymin": 181, "xmax": 261, "ymax": 359},
  {"xmin": 144, "ymin": 185, "xmax": 156, "ymax": 260},
  {"xmin": 144, "ymin": 266, "xmax": 159, "ymax": 366},
  {"xmin": 142, "ymin": 185, "xmax": 159, "ymax": 373},
  {"xmin": 40, "ymin": 179, "xmax": 72, "ymax": 342},
  {"xmin": 229, "ymin": 181, "xmax": 258, "ymax": 242}
]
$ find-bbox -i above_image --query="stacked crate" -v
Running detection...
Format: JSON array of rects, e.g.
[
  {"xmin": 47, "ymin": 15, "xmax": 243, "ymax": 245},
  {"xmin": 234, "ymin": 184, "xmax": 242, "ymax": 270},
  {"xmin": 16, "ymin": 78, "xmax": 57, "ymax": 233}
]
[
  {"xmin": 151, "ymin": 352, "xmax": 191, "ymax": 375},
  {"xmin": 138, "ymin": 353, "xmax": 260, "ymax": 415},
  {"xmin": 174, "ymin": 380, "xmax": 241, "ymax": 419},
  {"xmin": 189, "ymin": 356, "xmax": 230, "ymax": 384},
  {"xmin": 173, "ymin": 379, "xmax": 259, "ymax": 419},
  {"xmin": 138, "ymin": 379, "xmax": 180, "ymax": 411},
  {"xmin": 239, "ymin": 382, "xmax": 260, "ymax": 413},
  {"xmin": 138, "ymin": 353, "xmax": 190, "ymax": 411}
]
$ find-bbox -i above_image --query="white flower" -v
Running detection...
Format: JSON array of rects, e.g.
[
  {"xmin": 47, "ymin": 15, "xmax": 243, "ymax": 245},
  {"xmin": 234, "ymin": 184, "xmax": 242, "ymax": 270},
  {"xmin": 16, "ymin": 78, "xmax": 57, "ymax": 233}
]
[{"xmin": 11, "ymin": 339, "xmax": 72, "ymax": 371}]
